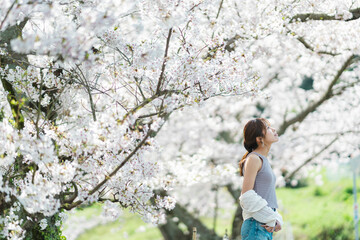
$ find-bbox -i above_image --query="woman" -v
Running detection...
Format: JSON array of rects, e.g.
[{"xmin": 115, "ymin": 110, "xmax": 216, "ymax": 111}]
[{"xmin": 239, "ymin": 118, "xmax": 283, "ymax": 240}]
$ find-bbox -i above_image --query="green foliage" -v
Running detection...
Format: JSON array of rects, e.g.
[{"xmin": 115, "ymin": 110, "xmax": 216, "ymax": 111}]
[
  {"xmin": 299, "ymin": 76, "xmax": 314, "ymax": 91},
  {"xmin": 344, "ymin": 186, "xmax": 354, "ymax": 195},
  {"xmin": 24, "ymin": 213, "xmax": 67, "ymax": 240},
  {"xmin": 285, "ymin": 177, "xmax": 309, "ymax": 188},
  {"xmin": 0, "ymin": 108, "xmax": 4, "ymax": 122},
  {"xmin": 0, "ymin": 77, "xmax": 25, "ymax": 129},
  {"xmin": 215, "ymin": 130, "xmax": 234, "ymax": 143},
  {"xmin": 313, "ymin": 224, "xmax": 354, "ymax": 240},
  {"xmin": 313, "ymin": 186, "xmax": 325, "ymax": 196},
  {"xmin": 255, "ymin": 102, "xmax": 265, "ymax": 114}
]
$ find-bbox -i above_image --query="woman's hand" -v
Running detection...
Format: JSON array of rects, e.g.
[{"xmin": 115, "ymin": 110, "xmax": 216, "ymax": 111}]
[
  {"xmin": 261, "ymin": 224, "xmax": 275, "ymax": 232},
  {"xmin": 274, "ymin": 220, "xmax": 282, "ymax": 232},
  {"xmin": 274, "ymin": 220, "xmax": 281, "ymax": 232},
  {"xmin": 261, "ymin": 220, "xmax": 281, "ymax": 233}
]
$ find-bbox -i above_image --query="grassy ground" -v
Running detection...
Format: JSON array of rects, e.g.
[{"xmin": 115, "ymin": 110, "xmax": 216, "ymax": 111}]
[
  {"xmin": 75, "ymin": 212, "xmax": 162, "ymax": 240},
  {"xmin": 276, "ymin": 176, "xmax": 357, "ymax": 240},
  {"xmin": 68, "ymin": 173, "xmax": 358, "ymax": 240},
  {"xmin": 72, "ymin": 208, "xmax": 230, "ymax": 240},
  {"xmin": 63, "ymin": 204, "xmax": 163, "ymax": 240}
]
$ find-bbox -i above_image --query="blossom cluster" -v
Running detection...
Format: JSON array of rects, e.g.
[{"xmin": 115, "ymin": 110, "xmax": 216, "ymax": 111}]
[{"xmin": 0, "ymin": 0, "xmax": 260, "ymax": 238}]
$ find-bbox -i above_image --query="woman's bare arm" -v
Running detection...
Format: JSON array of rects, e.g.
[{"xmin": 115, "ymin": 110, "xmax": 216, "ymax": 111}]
[{"xmin": 241, "ymin": 154, "xmax": 262, "ymax": 195}]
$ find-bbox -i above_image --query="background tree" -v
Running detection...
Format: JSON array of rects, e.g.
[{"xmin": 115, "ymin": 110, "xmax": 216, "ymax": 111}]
[
  {"xmin": 0, "ymin": 1, "xmax": 260, "ymax": 239},
  {"xmin": 147, "ymin": 0, "xmax": 360, "ymax": 239}
]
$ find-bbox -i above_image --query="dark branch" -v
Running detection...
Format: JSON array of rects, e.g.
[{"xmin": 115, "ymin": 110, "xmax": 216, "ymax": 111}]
[
  {"xmin": 284, "ymin": 135, "xmax": 339, "ymax": 181},
  {"xmin": 216, "ymin": 0, "xmax": 224, "ymax": 19},
  {"xmin": 261, "ymin": 74, "xmax": 278, "ymax": 90},
  {"xmin": 171, "ymin": 203, "xmax": 222, "ymax": 240},
  {"xmin": 0, "ymin": 0, "xmax": 17, "ymax": 30},
  {"xmin": 0, "ymin": 18, "xmax": 29, "ymax": 47},
  {"xmin": 62, "ymin": 125, "xmax": 153, "ymax": 210},
  {"xmin": 296, "ymin": 35, "xmax": 339, "ymax": 56},
  {"xmin": 332, "ymin": 78, "xmax": 360, "ymax": 96},
  {"xmin": 290, "ymin": 7, "xmax": 360, "ymax": 23},
  {"xmin": 63, "ymin": 181, "xmax": 78, "ymax": 204},
  {"xmin": 226, "ymin": 184, "xmax": 241, "ymax": 200},
  {"xmin": 277, "ymin": 54, "xmax": 357, "ymax": 135},
  {"xmin": 156, "ymin": 28, "xmax": 173, "ymax": 94}
]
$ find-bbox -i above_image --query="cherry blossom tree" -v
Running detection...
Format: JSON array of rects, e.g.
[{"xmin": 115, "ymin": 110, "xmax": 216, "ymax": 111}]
[
  {"xmin": 2, "ymin": 0, "xmax": 360, "ymax": 239},
  {"xmin": 0, "ymin": 0, "xmax": 264, "ymax": 239},
  {"xmin": 144, "ymin": 0, "xmax": 360, "ymax": 239}
]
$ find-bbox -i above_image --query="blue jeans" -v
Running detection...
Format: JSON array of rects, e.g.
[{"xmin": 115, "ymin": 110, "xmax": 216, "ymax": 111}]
[{"xmin": 241, "ymin": 217, "xmax": 273, "ymax": 240}]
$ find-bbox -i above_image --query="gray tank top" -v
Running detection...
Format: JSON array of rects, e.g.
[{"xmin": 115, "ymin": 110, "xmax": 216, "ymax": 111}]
[{"xmin": 245, "ymin": 151, "xmax": 278, "ymax": 209}]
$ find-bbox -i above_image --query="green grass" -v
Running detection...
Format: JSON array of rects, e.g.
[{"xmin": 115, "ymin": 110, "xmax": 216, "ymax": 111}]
[
  {"xmin": 73, "ymin": 208, "xmax": 231, "ymax": 240},
  {"xmin": 64, "ymin": 207, "xmax": 162, "ymax": 240},
  {"xmin": 76, "ymin": 211, "xmax": 162, "ymax": 240},
  {"xmin": 276, "ymin": 176, "xmax": 357, "ymax": 240},
  {"xmin": 72, "ymin": 203, "xmax": 103, "ymax": 219}
]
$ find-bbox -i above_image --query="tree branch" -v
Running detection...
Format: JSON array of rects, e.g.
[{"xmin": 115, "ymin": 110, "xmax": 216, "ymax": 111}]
[
  {"xmin": 134, "ymin": 76, "xmax": 146, "ymax": 101},
  {"xmin": 277, "ymin": 54, "xmax": 357, "ymax": 135},
  {"xmin": 284, "ymin": 135, "xmax": 339, "ymax": 182},
  {"xmin": 118, "ymin": 93, "xmax": 162, "ymax": 125},
  {"xmin": 62, "ymin": 125, "xmax": 153, "ymax": 210},
  {"xmin": 156, "ymin": 28, "xmax": 173, "ymax": 94},
  {"xmin": 296, "ymin": 35, "xmax": 339, "ymax": 56},
  {"xmin": 261, "ymin": 73, "xmax": 278, "ymax": 90},
  {"xmin": 332, "ymin": 78, "xmax": 360, "ymax": 95},
  {"xmin": 0, "ymin": 0, "xmax": 17, "ymax": 30},
  {"xmin": 119, "ymin": 88, "xmax": 188, "ymax": 125},
  {"xmin": 63, "ymin": 181, "xmax": 79, "ymax": 204},
  {"xmin": 226, "ymin": 184, "xmax": 241, "ymax": 200},
  {"xmin": 0, "ymin": 18, "xmax": 29, "ymax": 47},
  {"xmin": 290, "ymin": 7, "xmax": 360, "ymax": 23},
  {"xmin": 74, "ymin": 65, "xmax": 97, "ymax": 121},
  {"xmin": 216, "ymin": 0, "xmax": 224, "ymax": 19}
]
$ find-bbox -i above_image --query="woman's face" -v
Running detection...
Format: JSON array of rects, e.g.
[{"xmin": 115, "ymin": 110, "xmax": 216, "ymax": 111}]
[{"xmin": 264, "ymin": 124, "xmax": 279, "ymax": 143}]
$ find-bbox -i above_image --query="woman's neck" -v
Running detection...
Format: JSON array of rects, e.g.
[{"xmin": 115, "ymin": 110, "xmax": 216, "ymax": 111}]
[{"xmin": 254, "ymin": 146, "xmax": 271, "ymax": 158}]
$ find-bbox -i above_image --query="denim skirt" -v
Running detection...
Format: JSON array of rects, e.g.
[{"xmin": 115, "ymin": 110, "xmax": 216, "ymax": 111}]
[{"xmin": 241, "ymin": 217, "xmax": 273, "ymax": 240}]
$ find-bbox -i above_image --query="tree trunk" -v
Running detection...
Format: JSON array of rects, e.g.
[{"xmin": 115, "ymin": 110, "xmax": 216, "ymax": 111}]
[
  {"xmin": 226, "ymin": 184, "xmax": 243, "ymax": 240},
  {"xmin": 159, "ymin": 218, "xmax": 189, "ymax": 240},
  {"xmin": 159, "ymin": 203, "xmax": 222, "ymax": 240},
  {"xmin": 230, "ymin": 204, "xmax": 243, "ymax": 240},
  {"xmin": 172, "ymin": 203, "xmax": 222, "ymax": 240}
]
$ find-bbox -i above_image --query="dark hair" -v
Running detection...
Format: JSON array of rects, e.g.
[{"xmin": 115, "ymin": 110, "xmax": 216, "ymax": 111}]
[{"xmin": 239, "ymin": 118, "xmax": 270, "ymax": 176}]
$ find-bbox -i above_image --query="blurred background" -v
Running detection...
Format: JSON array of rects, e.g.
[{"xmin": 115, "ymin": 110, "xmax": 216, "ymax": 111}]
[{"xmin": 62, "ymin": 149, "xmax": 360, "ymax": 240}]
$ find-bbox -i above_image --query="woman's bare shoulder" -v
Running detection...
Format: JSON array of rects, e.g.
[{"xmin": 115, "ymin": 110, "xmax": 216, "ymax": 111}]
[{"xmin": 244, "ymin": 153, "xmax": 262, "ymax": 172}]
